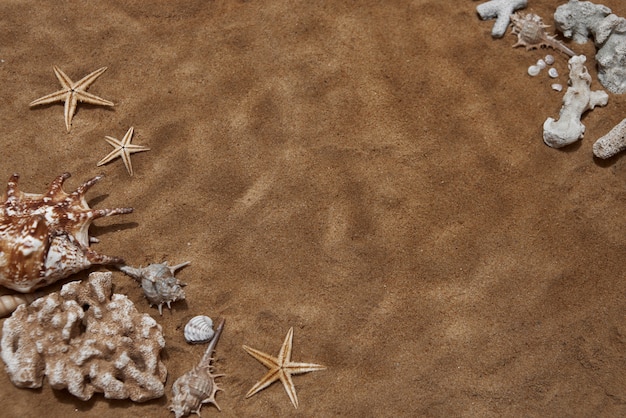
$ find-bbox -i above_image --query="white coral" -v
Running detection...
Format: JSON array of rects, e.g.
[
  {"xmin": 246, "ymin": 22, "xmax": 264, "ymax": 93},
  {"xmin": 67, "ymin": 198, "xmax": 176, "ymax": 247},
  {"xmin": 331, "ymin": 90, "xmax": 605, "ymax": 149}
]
[
  {"xmin": 0, "ymin": 271, "xmax": 167, "ymax": 402},
  {"xmin": 543, "ymin": 55, "xmax": 608, "ymax": 148},
  {"xmin": 476, "ymin": 0, "xmax": 528, "ymax": 38}
]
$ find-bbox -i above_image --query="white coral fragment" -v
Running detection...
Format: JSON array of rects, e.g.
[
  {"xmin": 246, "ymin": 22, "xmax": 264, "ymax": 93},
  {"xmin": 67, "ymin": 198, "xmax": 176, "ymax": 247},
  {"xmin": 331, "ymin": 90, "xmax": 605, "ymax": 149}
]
[
  {"xmin": 476, "ymin": 0, "xmax": 528, "ymax": 38},
  {"xmin": 0, "ymin": 271, "xmax": 167, "ymax": 402},
  {"xmin": 543, "ymin": 55, "xmax": 608, "ymax": 148},
  {"xmin": 592, "ymin": 118, "xmax": 626, "ymax": 158}
]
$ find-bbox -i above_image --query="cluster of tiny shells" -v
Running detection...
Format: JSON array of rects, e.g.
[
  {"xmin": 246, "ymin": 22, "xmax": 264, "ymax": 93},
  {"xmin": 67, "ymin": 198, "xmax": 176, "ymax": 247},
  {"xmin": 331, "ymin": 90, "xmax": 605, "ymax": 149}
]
[{"xmin": 184, "ymin": 315, "xmax": 216, "ymax": 344}]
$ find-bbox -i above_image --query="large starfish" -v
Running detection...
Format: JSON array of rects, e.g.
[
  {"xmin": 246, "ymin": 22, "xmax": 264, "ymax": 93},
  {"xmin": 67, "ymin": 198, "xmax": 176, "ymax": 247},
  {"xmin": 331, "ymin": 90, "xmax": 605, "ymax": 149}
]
[
  {"xmin": 243, "ymin": 327, "xmax": 325, "ymax": 409},
  {"xmin": 30, "ymin": 66, "xmax": 114, "ymax": 132},
  {"xmin": 97, "ymin": 127, "xmax": 150, "ymax": 176}
]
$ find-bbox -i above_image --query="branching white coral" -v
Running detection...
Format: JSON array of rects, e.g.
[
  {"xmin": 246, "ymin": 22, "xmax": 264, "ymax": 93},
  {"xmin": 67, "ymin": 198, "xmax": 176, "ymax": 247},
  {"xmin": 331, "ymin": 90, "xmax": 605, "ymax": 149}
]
[
  {"xmin": 543, "ymin": 55, "xmax": 608, "ymax": 148},
  {"xmin": 476, "ymin": 0, "xmax": 528, "ymax": 38},
  {"xmin": 0, "ymin": 272, "xmax": 167, "ymax": 402}
]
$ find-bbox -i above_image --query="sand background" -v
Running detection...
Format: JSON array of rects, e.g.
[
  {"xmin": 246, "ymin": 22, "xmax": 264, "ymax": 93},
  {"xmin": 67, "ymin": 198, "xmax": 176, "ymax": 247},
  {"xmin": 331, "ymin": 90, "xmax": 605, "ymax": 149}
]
[{"xmin": 1, "ymin": 0, "xmax": 626, "ymax": 416}]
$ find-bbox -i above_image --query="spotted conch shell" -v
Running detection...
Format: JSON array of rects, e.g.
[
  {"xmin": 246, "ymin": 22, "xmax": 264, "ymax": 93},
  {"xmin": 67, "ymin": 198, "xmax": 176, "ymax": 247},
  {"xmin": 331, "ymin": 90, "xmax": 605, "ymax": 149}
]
[
  {"xmin": 118, "ymin": 261, "xmax": 188, "ymax": 314},
  {"xmin": 0, "ymin": 173, "xmax": 132, "ymax": 292}
]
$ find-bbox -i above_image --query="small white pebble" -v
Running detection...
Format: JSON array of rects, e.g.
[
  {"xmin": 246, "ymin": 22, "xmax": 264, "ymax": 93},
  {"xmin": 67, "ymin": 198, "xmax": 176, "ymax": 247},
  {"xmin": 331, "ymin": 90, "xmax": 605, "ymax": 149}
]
[
  {"xmin": 548, "ymin": 67, "xmax": 559, "ymax": 78},
  {"xmin": 528, "ymin": 65, "xmax": 541, "ymax": 76},
  {"xmin": 544, "ymin": 54, "xmax": 555, "ymax": 65},
  {"xmin": 536, "ymin": 59, "xmax": 547, "ymax": 69},
  {"xmin": 551, "ymin": 83, "xmax": 563, "ymax": 91}
]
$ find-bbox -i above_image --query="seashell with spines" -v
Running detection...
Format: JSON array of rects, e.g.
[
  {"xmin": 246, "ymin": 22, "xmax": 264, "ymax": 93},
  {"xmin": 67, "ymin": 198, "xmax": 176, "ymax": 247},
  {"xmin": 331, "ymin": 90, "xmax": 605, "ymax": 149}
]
[
  {"xmin": 510, "ymin": 13, "xmax": 576, "ymax": 57},
  {"xmin": 0, "ymin": 172, "xmax": 132, "ymax": 293},
  {"xmin": 184, "ymin": 316, "xmax": 215, "ymax": 344},
  {"xmin": 118, "ymin": 261, "xmax": 189, "ymax": 315},
  {"xmin": 169, "ymin": 318, "xmax": 225, "ymax": 418}
]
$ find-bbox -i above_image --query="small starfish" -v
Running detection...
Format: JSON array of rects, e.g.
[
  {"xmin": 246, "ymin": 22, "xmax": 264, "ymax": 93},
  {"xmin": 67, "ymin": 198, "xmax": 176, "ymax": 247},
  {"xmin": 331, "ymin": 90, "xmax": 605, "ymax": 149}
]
[
  {"xmin": 243, "ymin": 327, "xmax": 325, "ymax": 409},
  {"xmin": 30, "ymin": 66, "xmax": 114, "ymax": 132},
  {"xmin": 97, "ymin": 127, "xmax": 150, "ymax": 176}
]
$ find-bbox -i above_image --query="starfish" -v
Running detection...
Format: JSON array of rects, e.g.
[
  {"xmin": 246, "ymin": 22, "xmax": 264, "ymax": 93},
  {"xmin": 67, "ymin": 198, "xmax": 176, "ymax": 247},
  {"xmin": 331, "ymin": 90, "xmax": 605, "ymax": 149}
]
[
  {"xmin": 97, "ymin": 127, "xmax": 150, "ymax": 176},
  {"xmin": 30, "ymin": 66, "xmax": 114, "ymax": 132},
  {"xmin": 243, "ymin": 327, "xmax": 325, "ymax": 409}
]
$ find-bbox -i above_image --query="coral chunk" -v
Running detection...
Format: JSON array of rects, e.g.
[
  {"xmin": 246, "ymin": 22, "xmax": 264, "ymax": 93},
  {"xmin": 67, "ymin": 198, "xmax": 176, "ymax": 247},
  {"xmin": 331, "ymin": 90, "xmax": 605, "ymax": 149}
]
[
  {"xmin": 0, "ymin": 271, "xmax": 167, "ymax": 402},
  {"xmin": 476, "ymin": 0, "xmax": 528, "ymax": 38},
  {"xmin": 543, "ymin": 55, "xmax": 608, "ymax": 148},
  {"xmin": 593, "ymin": 118, "xmax": 626, "ymax": 158}
]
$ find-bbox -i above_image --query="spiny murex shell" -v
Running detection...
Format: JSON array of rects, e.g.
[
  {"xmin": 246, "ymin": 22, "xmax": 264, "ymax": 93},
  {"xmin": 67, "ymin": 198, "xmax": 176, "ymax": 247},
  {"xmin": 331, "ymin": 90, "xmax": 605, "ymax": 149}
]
[
  {"xmin": 510, "ymin": 13, "xmax": 576, "ymax": 57},
  {"xmin": 0, "ymin": 172, "xmax": 132, "ymax": 293},
  {"xmin": 118, "ymin": 260, "xmax": 189, "ymax": 314},
  {"xmin": 169, "ymin": 318, "xmax": 225, "ymax": 417},
  {"xmin": 184, "ymin": 315, "xmax": 215, "ymax": 344}
]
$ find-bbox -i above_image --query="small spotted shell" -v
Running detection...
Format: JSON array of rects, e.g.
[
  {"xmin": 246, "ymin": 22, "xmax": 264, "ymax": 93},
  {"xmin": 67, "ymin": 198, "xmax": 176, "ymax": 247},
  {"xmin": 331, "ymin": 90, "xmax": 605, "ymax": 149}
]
[{"xmin": 184, "ymin": 315, "xmax": 215, "ymax": 344}]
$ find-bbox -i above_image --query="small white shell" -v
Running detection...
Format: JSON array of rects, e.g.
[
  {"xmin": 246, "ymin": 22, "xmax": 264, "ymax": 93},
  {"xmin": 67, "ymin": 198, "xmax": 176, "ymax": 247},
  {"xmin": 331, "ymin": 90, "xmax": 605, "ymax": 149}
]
[
  {"xmin": 551, "ymin": 83, "xmax": 563, "ymax": 91},
  {"xmin": 536, "ymin": 59, "xmax": 547, "ymax": 69},
  {"xmin": 548, "ymin": 68, "xmax": 559, "ymax": 78},
  {"xmin": 184, "ymin": 316, "xmax": 215, "ymax": 344},
  {"xmin": 527, "ymin": 65, "xmax": 541, "ymax": 76},
  {"xmin": 544, "ymin": 54, "xmax": 555, "ymax": 65}
]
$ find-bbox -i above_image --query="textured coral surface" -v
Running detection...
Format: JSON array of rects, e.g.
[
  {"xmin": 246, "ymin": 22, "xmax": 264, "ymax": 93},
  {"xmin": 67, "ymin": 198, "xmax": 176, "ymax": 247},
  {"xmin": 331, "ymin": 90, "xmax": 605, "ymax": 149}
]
[{"xmin": 1, "ymin": 272, "xmax": 166, "ymax": 402}]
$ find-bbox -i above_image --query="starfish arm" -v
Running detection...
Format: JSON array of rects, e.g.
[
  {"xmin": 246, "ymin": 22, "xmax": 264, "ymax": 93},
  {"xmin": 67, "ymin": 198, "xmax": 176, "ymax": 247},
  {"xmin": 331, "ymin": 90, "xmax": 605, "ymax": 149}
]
[
  {"xmin": 64, "ymin": 93, "xmax": 78, "ymax": 131},
  {"xmin": 245, "ymin": 368, "xmax": 281, "ymax": 398},
  {"xmin": 278, "ymin": 328, "xmax": 295, "ymax": 365},
  {"xmin": 286, "ymin": 361, "xmax": 327, "ymax": 375},
  {"xmin": 74, "ymin": 90, "xmax": 114, "ymax": 107},
  {"xmin": 243, "ymin": 345, "xmax": 280, "ymax": 369},
  {"xmin": 29, "ymin": 90, "xmax": 69, "ymax": 107},
  {"xmin": 97, "ymin": 150, "xmax": 122, "ymax": 166},
  {"xmin": 280, "ymin": 371, "xmax": 299, "ymax": 409},
  {"xmin": 121, "ymin": 150, "xmax": 134, "ymax": 176},
  {"xmin": 120, "ymin": 127, "xmax": 134, "ymax": 145},
  {"xmin": 125, "ymin": 144, "xmax": 151, "ymax": 153},
  {"xmin": 104, "ymin": 136, "xmax": 124, "ymax": 148},
  {"xmin": 73, "ymin": 66, "xmax": 108, "ymax": 89},
  {"xmin": 52, "ymin": 66, "xmax": 73, "ymax": 89}
]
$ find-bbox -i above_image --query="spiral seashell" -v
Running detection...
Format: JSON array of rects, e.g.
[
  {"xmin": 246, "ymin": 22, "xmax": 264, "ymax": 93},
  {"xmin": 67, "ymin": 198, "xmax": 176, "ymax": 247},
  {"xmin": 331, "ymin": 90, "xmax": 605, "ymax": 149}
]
[
  {"xmin": 0, "ymin": 290, "xmax": 47, "ymax": 317},
  {"xmin": 184, "ymin": 315, "xmax": 215, "ymax": 344},
  {"xmin": 118, "ymin": 261, "xmax": 189, "ymax": 315},
  {"xmin": 527, "ymin": 65, "xmax": 541, "ymax": 76}
]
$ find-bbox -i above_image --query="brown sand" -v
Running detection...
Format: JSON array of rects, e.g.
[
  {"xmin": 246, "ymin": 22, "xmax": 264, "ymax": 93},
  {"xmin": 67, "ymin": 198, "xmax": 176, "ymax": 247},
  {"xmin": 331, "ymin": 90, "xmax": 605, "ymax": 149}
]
[{"xmin": 1, "ymin": 0, "xmax": 626, "ymax": 416}]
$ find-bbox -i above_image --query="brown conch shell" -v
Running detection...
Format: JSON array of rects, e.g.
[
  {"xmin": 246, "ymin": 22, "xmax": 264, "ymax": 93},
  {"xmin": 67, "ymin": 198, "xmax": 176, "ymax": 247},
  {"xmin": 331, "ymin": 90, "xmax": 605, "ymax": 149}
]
[{"xmin": 0, "ymin": 172, "xmax": 132, "ymax": 292}]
